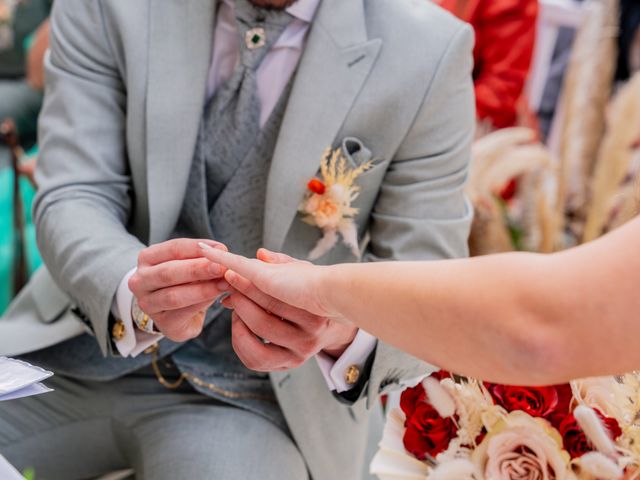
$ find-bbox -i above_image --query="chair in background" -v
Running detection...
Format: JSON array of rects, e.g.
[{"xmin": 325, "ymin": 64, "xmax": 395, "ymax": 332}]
[{"xmin": 0, "ymin": 119, "xmax": 41, "ymax": 315}]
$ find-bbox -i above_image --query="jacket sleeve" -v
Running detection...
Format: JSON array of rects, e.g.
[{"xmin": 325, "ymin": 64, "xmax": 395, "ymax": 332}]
[
  {"xmin": 33, "ymin": 0, "xmax": 144, "ymax": 356},
  {"xmin": 348, "ymin": 23, "xmax": 476, "ymax": 408}
]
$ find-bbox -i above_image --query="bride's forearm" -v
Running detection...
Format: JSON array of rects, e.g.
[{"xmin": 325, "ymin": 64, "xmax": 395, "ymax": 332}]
[
  {"xmin": 319, "ymin": 219, "xmax": 640, "ymax": 385},
  {"xmin": 321, "ymin": 254, "xmax": 558, "ymax": 384}
]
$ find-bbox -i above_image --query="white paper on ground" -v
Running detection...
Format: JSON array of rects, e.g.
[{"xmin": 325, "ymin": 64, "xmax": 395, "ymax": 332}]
[
  {"xmin": 0, "ymin": 356, "xmax": 53, "ymax": 401},
  {"xmin": 0, "ymin": 382, "xmax": 53, "ymax": 402},
  {"xmin": 0, "ymin": 454, "xmax": 26, "ymax": 480}
]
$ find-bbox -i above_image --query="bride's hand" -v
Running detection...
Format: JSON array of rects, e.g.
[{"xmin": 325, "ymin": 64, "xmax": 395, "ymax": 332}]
[{"xmin": 198, "ymin": 243, "xmax": 342, "ymax": 322}]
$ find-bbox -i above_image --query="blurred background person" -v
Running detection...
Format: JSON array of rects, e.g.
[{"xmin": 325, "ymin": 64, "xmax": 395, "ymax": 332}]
[
  {"xmin": 0, "ymin": 0, "xmax": 51, "ymax": 154},
  {"xmin": 436, "ymin": 0, "xmax": 539, "ymax": 132}
]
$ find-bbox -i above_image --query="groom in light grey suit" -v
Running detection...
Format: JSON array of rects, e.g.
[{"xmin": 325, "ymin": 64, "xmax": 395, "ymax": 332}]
[{"xmin": 0, "ymin": 0, "xmax": 475, "ymax": 478}]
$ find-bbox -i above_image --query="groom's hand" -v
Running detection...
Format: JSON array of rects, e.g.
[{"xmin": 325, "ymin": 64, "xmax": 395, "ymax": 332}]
[
  {"xmin": 221, "ymin": 251, "xmax": 357, "ymax": 372},
  {"xmin": 128, "ymin": 239, "xmax": 231, "ymax": 342}
]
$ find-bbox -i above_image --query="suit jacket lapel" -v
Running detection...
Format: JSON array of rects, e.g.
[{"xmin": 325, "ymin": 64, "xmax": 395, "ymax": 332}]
[
  {"xmin": 146, "ymin": 0, "xmax": 215, "ymax": 244},
  {"xmin": 263, "ymin": 0, "xmax": 382, "ymax": 251}
]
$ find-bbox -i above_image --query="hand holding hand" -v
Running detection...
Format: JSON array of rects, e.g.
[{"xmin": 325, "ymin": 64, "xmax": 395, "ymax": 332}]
[
  {"xmin": 198, "ymin": 245, "xmax": 339, "ymax": 319},
  {"xmin": 128, "ymin": 239, "xmax": 231, "ymax": 342},
  {"xmin": 200, "ymin": 245, "xmax": 356, "ymax": 371}
]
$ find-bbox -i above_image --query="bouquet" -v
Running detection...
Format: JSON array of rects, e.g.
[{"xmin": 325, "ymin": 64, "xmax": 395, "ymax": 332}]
[{"xmin": 371, "ymin": 372, "xmax": 640, "ymax": 480}]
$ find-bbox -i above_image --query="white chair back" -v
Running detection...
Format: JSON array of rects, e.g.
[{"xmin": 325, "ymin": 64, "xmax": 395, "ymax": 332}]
[{"xmin": 528, "ymin": 0, "xmax": 586, "ymax": 112}]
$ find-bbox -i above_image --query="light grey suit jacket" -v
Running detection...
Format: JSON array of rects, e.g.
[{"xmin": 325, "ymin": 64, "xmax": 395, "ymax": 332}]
[{"xmin": 0, "ymin": 0, "xmax": 475, "ymax": 478}]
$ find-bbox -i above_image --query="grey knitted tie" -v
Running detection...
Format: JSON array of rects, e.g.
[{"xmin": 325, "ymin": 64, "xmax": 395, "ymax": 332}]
[{"xmin": 199, "ymin": 0, "xmax": 293, "ymax": 206}]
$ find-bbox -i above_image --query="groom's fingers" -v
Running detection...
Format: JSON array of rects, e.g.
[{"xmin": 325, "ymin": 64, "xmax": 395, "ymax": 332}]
[
  {"xmin": 139, "ymin": 239, "xmax": 226, "ymax": 267},
  {"xmin": 140, "ymin": 280, "xmax": 223, "ymax": 314},
  {"xmin": 224, "ymin": 274, "xmax": 319, "ymax": 329},
  {"xmin": 231, "ymin": 312, "xmax": 302, "ymax": 371},
  {"xmin": 225, "ymin": 293, "xmax": 300, "ymax": 346},
  {"xmin": 153, "ymin": 300, "xmax": 211, "ymax": 342},
  {"xmin": 198, "ymin": 243, "xmax": 262, "ymax": 282},
  {"xmin": 133, "ymin": 257, "xmax": 226, "ymax": 292}
]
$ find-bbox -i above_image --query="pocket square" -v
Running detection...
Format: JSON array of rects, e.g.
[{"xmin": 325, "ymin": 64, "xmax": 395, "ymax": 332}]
[{"xmin": 341, "ymin": 137, "xmax": 374, "ymax": 168}]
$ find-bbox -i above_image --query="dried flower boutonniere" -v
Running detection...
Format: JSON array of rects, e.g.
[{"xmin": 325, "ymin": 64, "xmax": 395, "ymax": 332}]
[{"xmin": 300, "ymin": 147, "xmax": 372, "ymax": 260}]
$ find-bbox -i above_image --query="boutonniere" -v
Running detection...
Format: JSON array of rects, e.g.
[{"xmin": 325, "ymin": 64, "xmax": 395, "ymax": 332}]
[{"xmin": 299, "ymin": 147, "xmax": 372, "ymax": 260}]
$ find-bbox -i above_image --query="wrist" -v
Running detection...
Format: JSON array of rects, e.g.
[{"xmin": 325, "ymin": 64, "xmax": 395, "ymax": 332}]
[
  {"xmin": 314, "ymin": 264, "xmax": 340, "ymax": 317},
  {"xmin": 322, "ymin": 324, "xmax": 358, "ymax": 359}
]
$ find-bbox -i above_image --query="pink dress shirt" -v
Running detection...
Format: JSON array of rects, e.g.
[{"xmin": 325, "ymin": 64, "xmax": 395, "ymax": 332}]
[{"xmin": 113, "ymin": 0, "xmax": 376, "ymax": 393}]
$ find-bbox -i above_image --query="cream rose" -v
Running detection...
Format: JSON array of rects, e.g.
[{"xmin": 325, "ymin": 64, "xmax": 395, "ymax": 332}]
[{"xmin": 473, "ymin": 412, "xmax": 574, "ymax": 480}]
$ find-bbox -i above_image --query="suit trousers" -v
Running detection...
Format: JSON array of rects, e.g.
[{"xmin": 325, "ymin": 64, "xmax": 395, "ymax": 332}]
[{"xmin": 0, "ymin": 369, "xmax": 308, "ymax": 480}]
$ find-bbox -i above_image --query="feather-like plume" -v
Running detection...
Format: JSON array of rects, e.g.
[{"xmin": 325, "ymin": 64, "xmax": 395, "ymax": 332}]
[
  {"xmin": 574, "ymin": 405, "xmax": 618, "ymax": 456},
  {"xmin": 467, "ymin": 128, "xmax": 537, "ymax": 200},
  {"xmin": 370, "ymin": 408, "xmax": 430, "ymax": 479},
  {"xmin": 475, "ymin": 144, "xmax": 552, "ymax": 198},
  {"xmin": 535, "ymin": 176, "xmax": 562, "ymax": 253},
  {"xmin": 429, "ymin": 458, "xmax": 480, "ymax": 480},
  {"xmin": 556, "ymin": 0, "xmax": 618, "ymax": 234},
  {"xmin": 577, "ymin": 452, "xmax": 624, "ymax": 479},
  {"xmin": 338, "ymin": 221, "xmax": 360, "ymax": 258},
  {"xmin": 308, "ymin": 230, "xmax": 338, "ymax": 261},
  {"xmin": 602, "ymin": 180, "xmax": 640, "ymax": 233},
  {"xmin": 423, "ymin": 377, "xmax": 457, "ymax": 418},
  {"xmin": 467, "ymin": 128, "xmax": 561, "ymax": 255},
  {"xmin": 468, "ymin": 198, "xmax": 514, "ymax": 257},
  {"xmin": 583, "ymin": 71, "xmax": 640, "ymax": 241}
]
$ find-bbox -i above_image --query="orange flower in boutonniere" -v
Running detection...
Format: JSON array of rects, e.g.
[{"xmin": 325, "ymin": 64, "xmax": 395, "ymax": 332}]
[{"xmin": 300, "ymin": 147, "xmax": 372, "ymax": 260}]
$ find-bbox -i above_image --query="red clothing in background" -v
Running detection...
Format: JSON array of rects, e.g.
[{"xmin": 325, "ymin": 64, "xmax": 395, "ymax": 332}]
[{"xmin": 437, "ymin": 0, "xmax": 538, "ymax": 128}]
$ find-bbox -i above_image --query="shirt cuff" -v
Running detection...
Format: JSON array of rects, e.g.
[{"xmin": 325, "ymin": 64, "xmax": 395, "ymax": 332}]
[
  {"xmin": 112, "ymin": 268, "xmax": 164, "ymax": 358},
  {"xmin": 315, "ymin": 330, "xmax": 377, "ymax": 393}
]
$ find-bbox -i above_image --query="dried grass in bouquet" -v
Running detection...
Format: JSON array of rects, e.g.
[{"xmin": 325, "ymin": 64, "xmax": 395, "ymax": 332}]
[
  {"xmin": 556, "ymin": 0, "xmax": 618, "ymax": 238},
  {"xmin": 583, "ymin": 72, "xmax": 640, "ymax": 242}
]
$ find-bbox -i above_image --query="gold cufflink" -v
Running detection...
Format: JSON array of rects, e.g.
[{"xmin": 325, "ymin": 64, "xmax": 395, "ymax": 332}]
[
  {"xmin": 345, "ymin": 365, "xmax": 360, "ymax": 385},
  {"xmin": 112, "ymin": 320, "xmax": 126, "ymax": 341}
]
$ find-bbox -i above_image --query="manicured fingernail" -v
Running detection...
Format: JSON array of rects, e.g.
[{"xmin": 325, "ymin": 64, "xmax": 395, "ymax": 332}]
[
  {"xmin": 225, "ymin": 270, "xmax": 238, "ymax": 284},
  {"xmin": 198, "ymin": 242, "xmax": 212, "ymax": 251}
]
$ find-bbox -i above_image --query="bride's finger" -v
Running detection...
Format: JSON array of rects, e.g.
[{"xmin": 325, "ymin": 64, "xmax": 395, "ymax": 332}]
[
  {"xmin": 198, "ymin": 243, "xmax": 261, "ymax": 281},
  {"xmin": 224, "ymin": 271, "xmax": 314, "ymax": 320},
  {"xmin": 257, "ymin": 248, "xmax": 304, "ymax": 265}
]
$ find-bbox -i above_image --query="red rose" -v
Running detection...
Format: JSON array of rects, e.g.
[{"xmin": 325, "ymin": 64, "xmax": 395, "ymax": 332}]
[
  {"xmin": 488, "ymin": 384, "xmax": 563, "ymax": 419},
  {"xmin": 559, "ymin": 409, "xmax": 623, "ymax": 459},
  {"xmin": 400, "ymin": 383, "xmax": 426, "ymax": 419},
  {"xmin": 547, "ymin": 384, "xmax": 574, "ymax": 429},
  {"xmin": 400, "ymin": 372, "xmax": 449, "ymax": 419},
  {"xmin": 403, "ymin": 402, "xmax": 458, "ymax": 460},
  {"xmin": 431, "ymin": 370, "xmax": 451, "ymax": 381}
]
